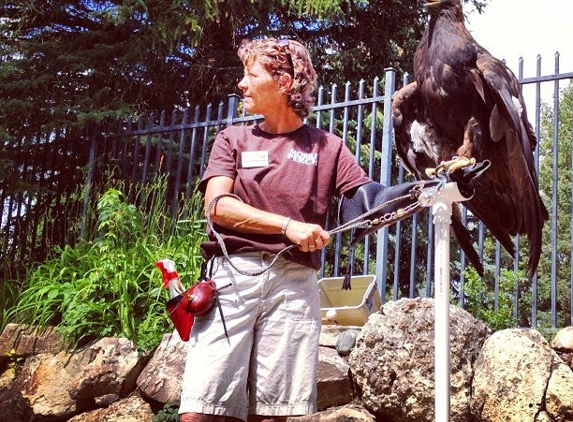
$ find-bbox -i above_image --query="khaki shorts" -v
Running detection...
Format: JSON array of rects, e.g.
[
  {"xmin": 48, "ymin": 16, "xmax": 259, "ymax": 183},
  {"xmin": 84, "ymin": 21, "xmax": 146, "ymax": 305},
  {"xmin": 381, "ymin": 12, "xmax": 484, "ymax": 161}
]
[{"xmin": 179, "ymin": 252, "xmax": 321, "ymax": 421}]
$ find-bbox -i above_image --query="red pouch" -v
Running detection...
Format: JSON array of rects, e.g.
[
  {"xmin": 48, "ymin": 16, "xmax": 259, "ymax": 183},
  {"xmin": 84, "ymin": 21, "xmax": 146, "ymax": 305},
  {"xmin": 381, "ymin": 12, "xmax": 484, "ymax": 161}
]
[
  {"xmin": 166, "ymin": 279, "xmax": 218, "ymax": 341},
  {"xmin": 166, "ymin": 295, "xmax": 194, "ymax": 341}
]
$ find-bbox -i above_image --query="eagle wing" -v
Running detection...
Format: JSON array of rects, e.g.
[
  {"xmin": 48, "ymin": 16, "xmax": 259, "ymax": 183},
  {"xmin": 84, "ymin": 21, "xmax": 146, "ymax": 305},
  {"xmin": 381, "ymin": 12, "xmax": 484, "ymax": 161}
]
[
  {"xmin": 469, "ymin": 52, "xmax": 549, "ymax": 276},
  {"xmin": 392, "ymin": 81, "xmax": 486, "ymax": 276}
]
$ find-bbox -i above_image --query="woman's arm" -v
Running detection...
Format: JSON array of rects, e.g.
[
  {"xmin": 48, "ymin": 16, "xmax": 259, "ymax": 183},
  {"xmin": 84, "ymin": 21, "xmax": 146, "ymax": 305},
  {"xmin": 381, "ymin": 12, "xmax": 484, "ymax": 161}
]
[{"xmin": 204, "ymin": 175, "xmax": 330, "ymax": 252}]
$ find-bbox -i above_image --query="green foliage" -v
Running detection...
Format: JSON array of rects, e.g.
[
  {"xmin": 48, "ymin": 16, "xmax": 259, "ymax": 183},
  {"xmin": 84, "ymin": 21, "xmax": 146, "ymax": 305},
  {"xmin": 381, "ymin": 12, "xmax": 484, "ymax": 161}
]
[
  {"xmin": 152, "ymin": 402, "xmax": 180, "ymax": 422},
  {"xmin": 8, "ymin": 175, "xmax": 206, "ymax": 353},
  {"xmin": 461, "ymin": 267, "xmax": 520, "ymax": 331},
  {"xmin": 0, "ymin": 281, "xmax": 19, "ymax": 334},
  {"xmin": 95, "ymin": 189, "xmax": 143, "ymax": 248}
]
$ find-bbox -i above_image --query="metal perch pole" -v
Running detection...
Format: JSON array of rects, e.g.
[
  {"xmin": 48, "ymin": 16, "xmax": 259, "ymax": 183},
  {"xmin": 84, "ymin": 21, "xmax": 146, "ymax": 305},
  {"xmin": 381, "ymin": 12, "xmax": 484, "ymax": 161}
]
[{"xmin": 424, "ymin": 182, "xmax": 470, "ymax": 422}]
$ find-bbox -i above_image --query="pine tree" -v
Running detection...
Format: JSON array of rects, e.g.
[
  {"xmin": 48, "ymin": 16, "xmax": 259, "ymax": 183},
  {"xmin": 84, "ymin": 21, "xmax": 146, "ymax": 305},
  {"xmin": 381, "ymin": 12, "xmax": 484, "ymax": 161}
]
[{"xmin": 0, "ymin": 0, "xmax": 487, "ymax": 137}]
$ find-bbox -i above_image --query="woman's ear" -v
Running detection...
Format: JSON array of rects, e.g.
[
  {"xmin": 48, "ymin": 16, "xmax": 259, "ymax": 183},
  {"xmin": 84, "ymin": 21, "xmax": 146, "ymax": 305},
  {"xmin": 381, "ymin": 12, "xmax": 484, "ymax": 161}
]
[{"xmin": 277, "ymin": 73, "xmax": 293, "ymax": 94}]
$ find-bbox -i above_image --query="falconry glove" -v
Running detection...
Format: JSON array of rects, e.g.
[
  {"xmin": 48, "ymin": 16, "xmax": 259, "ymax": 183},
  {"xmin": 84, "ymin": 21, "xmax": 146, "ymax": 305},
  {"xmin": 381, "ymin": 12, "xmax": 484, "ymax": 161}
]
[{"xmin": 337, "ymin": 159, "xmax": 490, "ymax": 289}]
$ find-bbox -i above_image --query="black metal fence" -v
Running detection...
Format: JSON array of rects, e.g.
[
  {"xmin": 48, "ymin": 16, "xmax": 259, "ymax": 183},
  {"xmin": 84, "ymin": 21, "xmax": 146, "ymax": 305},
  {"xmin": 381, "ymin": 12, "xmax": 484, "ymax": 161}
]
[{"xmin": 2, "ymin": 59, "xmax": 573, "ymax": 329}]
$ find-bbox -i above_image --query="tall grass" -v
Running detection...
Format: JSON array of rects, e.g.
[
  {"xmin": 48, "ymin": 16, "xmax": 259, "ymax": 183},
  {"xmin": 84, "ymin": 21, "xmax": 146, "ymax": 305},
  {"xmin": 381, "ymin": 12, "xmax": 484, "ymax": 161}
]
[{"xmin": 8, "ymin": 174, "xmax": 206, "ymax": 353}]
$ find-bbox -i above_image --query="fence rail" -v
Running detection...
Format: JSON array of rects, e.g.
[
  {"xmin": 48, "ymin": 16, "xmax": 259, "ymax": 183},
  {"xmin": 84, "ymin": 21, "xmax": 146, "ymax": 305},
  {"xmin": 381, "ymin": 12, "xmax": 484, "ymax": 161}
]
[{"xmin": 2, "ymin": 59, "xmax": 573, "ymax": 329}]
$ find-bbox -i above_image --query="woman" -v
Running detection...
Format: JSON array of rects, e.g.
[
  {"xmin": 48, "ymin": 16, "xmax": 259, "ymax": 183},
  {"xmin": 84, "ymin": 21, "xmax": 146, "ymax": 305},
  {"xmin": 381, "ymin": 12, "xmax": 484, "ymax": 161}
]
[
  {"xmin": 178, "ymin": 36, "xmax": 484, "ymax": 422},
  {"xmin": 178, "ymin": 38, "xmax": 371, "ymax": 422}
]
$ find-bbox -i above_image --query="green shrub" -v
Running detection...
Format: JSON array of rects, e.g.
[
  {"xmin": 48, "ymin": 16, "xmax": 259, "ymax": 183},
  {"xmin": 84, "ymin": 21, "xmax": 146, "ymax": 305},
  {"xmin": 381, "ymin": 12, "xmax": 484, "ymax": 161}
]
[
  {"xmin": 8, "ymin": 176, "xmax": 206, "ymax": 353},
  {"xmin": 152, "ymin": 402, "xmax": 180, "ymax": 422},
  {"xmin": 461, "ymin": 267, "xmax": 522, "ymax": 331}
]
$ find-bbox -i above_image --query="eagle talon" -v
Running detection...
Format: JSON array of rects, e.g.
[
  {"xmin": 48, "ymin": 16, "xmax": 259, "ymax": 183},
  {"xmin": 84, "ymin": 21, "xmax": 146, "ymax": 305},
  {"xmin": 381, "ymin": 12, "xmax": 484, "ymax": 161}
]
[
  {"xmin": 426, "ymin": 156, "xmax": 476, "ymax": 178},
  {"xmin": 424, "ymin": 168, "xmax": 436, "ymax": 178},
  {"xmin": 448, "ymin": 156, "xmax": 476, "ymax": 174},
  {"xmin": 425, "ymin": 165, "xmax": 441, "ymax": 178}
]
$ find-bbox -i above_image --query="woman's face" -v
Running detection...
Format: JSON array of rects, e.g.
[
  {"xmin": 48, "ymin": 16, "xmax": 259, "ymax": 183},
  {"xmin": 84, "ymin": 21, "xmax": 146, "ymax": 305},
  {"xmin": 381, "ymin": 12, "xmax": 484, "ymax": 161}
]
[{"xmin": 237, "ymin": 59, "xmax": 285, "ymax": 115}]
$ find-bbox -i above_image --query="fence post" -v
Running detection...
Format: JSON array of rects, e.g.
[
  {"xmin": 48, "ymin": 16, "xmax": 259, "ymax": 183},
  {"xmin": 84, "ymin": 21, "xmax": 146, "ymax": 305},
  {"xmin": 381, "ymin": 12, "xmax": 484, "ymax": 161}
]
[
  {"xmin": 227, "ymin": 94, "xmax": 240, "ymax": 126},
  {"xmin": 375, "ymin": 68, "xmax": 396, "ymax": 300}
]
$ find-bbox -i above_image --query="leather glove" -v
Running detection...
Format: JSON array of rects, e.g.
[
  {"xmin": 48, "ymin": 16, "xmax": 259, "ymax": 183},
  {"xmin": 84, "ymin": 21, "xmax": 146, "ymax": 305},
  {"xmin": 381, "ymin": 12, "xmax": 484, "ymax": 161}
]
[
  {"xmin": 338, "ymin": 179, "xmax": 439, "ymax": 246},
  {"xmin": 338, "ymin": 159, "xmax": 491, "ymax": 245},
  {"xmin": 337, "ymin": 159, "xmax": 490, "ymax": 289}
]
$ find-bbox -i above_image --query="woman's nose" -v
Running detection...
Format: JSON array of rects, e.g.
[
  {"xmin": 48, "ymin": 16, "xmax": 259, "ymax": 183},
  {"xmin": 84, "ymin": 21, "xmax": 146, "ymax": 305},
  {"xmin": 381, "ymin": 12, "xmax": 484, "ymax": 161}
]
[{"xmin": 237, "ymin": 76, "xmax": 247, "ymax": 91}]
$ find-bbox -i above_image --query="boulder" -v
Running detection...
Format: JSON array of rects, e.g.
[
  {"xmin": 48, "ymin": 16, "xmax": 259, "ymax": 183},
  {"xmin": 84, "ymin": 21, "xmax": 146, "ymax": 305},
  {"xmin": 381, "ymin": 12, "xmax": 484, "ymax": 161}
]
[
  {"xmin": 316, "ymin": 346, "xmax": 353, "ymax": 410},
  {"xmin": 349, "ymin": 297, "xmax": 491, "ymax": 422},
  {"xmin": 471, "ymin": 328, "xmax": 573, "ymax": 422},
  {"xmin": 0, "ymin": 323, "xmax": 65, "ymax": 360},
  {"xmin": 0, "ymin": 336, "xmax": 146, "ymax": 421},
  {"xmin": 546, "ymin": 363, "xmax": 573, "ymax": 421},
  {"xmin": 67, "ymin": 392, "xmax": 154, "ymax": 422},
  {"xmin": 552, "ymin": 326, "xmax": 573, "ymax": 351},
  {"xmin": 137, "ymin": 330, "xmax": 188, "ymax": 403}
]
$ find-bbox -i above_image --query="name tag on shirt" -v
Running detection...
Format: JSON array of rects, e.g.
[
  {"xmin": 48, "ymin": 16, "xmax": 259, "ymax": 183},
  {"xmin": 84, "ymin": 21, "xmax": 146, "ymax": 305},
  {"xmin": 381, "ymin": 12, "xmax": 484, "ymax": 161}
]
[{"xmin": 242, "ymin": 151, "xmax": 269, "ymax": 168}]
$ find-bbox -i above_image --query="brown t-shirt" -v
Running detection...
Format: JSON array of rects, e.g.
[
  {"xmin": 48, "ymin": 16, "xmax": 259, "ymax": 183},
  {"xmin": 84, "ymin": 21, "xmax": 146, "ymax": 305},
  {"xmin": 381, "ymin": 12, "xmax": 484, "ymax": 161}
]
[{"xmin": 199, "ymin": 123, "xmax": 370, "ymax": 270}]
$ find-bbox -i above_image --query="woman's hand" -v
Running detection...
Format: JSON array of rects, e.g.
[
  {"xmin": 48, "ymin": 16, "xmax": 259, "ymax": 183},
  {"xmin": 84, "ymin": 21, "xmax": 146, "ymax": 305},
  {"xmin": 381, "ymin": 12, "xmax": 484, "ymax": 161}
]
[{"xmin": 284, "ymin": 220, "xmax": 330, "ymax": 252}]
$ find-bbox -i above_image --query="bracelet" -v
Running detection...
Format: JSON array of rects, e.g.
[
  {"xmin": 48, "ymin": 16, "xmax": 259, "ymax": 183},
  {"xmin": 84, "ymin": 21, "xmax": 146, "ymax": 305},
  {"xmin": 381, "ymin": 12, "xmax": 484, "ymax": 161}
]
[{"xmin": 280, "ymin": 217, "xmax": 292, "ymax": 235}]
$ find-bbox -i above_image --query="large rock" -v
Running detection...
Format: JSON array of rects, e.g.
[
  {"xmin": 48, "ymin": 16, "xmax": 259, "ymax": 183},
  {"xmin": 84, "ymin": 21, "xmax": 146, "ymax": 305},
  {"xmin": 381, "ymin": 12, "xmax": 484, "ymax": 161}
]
[
  {"xmin": 316, "ymin": 346, "xmax": 353, "ymax": 410},
  {"xmin": 288, "ymin": 404, "xmax": 376, "ymax": 422},
  {"xmin": 137, "ymin": 330, "xmax": 188, "ymax": 403},
  {"xmin": 0, "ymin": 337, "xmax": 146, "ymax": 421},
  {"xmin": 67, "ymin": 392, "xmax": 154, "ymax": 422},
  {"xmin": 552, "ymin": 326, "xmax": 573, "ymax": 350},
  {"xmin": 546, "ymin": 363, "xmax": 573, "ymax": 421},
  {"xmin": 552, "ymin": 326, "xmax": 573, "ymax": 370},
  {"xmin": 0, "ymin": 323, "xmax": 65, "ymax": 361},
  {"xmin": 349, "ymin": 297, "xmax": 491, "ymax": 422},
  {"xmin": 472, "ymin": 328, "xmax": 573, "ymax": 422}
]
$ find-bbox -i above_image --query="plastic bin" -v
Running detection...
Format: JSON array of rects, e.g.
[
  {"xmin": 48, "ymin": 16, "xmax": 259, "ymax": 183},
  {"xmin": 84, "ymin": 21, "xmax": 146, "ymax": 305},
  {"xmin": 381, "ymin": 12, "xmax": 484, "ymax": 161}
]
[{"xmin": 319, "ymin": 275, "xmax": 381, "ymax": 326}]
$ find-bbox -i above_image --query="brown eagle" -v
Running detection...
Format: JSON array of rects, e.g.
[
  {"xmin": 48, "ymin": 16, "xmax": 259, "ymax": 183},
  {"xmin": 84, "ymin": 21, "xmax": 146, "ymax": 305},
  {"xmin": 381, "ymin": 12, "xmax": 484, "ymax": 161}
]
[{"xmin": 392, "ymin": 0, "xmax": 548, "ymax": 278}]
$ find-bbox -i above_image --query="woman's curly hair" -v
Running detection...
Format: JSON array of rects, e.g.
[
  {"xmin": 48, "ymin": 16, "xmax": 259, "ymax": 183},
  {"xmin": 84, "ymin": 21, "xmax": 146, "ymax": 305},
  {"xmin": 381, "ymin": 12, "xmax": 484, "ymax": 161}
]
[{"xmin": 238, "ymin": 38, "xmax": 317, "ymax": 118}]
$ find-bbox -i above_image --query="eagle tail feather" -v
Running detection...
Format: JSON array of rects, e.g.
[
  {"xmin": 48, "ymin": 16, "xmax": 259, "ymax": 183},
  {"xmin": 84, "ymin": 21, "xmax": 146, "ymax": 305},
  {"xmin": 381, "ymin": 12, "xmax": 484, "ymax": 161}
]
[{"xmin": 451, "ymin": 212, "xmax": 484, "ymax": 276}]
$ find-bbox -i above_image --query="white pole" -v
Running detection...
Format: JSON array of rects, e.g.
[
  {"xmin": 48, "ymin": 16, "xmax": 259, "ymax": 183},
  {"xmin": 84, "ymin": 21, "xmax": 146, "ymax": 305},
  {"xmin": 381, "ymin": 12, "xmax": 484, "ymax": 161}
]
[{"xmin": 425, "ymin": 182, "xmax": 469, "ymax": 422}]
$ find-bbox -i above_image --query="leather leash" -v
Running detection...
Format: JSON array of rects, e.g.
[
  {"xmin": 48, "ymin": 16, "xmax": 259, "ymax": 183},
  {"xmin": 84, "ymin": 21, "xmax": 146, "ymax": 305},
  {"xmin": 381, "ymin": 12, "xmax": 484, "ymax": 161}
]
[{"xmin": 205, "ymin": 179, "xmax": 444, "ymax": 276}]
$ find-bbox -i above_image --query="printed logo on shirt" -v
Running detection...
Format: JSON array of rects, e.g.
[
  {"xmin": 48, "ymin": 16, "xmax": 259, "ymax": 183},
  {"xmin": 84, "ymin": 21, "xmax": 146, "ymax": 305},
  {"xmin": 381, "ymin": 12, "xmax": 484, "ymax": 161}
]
[{"xmin": 287, "ymin": 148, "xmax": 318, "ymax": 166}]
